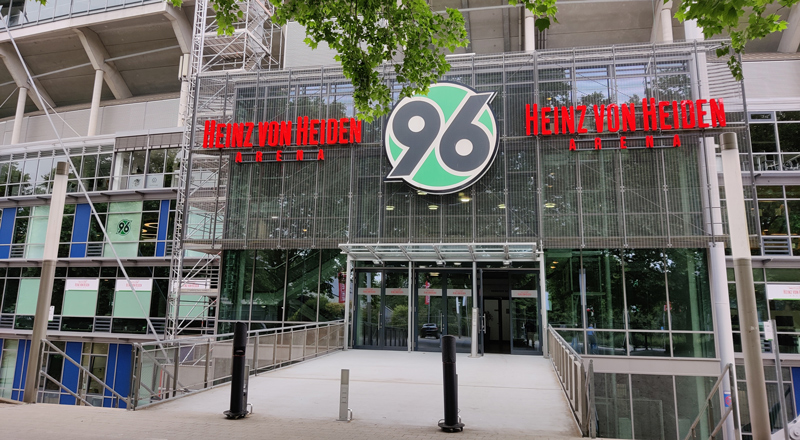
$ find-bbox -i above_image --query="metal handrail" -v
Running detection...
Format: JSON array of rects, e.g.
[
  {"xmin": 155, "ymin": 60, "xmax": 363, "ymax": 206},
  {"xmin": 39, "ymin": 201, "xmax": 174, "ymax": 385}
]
[
  {"xmin": 683, "ymin": 363, "xmax": 741, "ymax": 440},
  {"xmin": 129, "ymin": 319, "xmax": 345, "ymax": 410},
  {"xmin": 547, "ymin": 325, "xmax": 596, "ymax": 438}
]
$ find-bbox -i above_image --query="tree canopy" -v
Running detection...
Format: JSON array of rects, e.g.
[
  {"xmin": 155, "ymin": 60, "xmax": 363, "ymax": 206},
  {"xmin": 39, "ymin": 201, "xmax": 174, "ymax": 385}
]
[{"xmin": 192, "ymin": 0, "xmax": 797, "ymax": 120}]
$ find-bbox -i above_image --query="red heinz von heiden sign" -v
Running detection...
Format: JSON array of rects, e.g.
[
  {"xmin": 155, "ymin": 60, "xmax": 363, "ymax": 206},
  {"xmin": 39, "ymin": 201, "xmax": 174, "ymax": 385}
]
[
  {"xmin": 201, "ymin": 117, "xmax": 363, "ymax": 163},
  {"xmin": 524, "ymin": 98, "xmax": 727, "ymax": 150}
]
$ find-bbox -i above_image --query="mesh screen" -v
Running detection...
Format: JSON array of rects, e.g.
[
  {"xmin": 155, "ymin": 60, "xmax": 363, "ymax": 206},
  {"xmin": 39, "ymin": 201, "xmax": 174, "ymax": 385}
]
[{"xmin": 186, "ymin": 41, "xmax": 746, "ymax": 250}]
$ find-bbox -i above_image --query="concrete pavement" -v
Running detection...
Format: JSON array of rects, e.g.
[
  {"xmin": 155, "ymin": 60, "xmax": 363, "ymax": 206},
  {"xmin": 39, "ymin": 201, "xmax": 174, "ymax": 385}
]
[{"xmin": 0, "ymin": 350, "xmax": 582, "ymax": 440}]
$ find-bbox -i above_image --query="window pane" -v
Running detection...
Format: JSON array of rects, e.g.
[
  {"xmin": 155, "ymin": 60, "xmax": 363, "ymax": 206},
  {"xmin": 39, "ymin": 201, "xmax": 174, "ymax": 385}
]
[
  {"xmin": 750, "ymin": 124, "xmax": 777, "ymax": 152},
  {"xmin": 671, "ymin": 333, "xmax": 715, "ymax": 358},
  {"xmin": 666, "ymin": 248, "xmax": 712, "ymax": 331},
  {"xmin": 631, "ymin": 374, "xmax": 677, "ymax": 440},
  {"xmin": 285, "ymin": 249, "xmax": 320, "ymax": 322},
  {"xmin": 624, "ymin": 250, "xmax": 667, "ymax": 330},
  {"xmin": 594, "ymin": 373, "xmax": 632, "ymax": 438},
  {"xmin": 251, "ymin": 249, "xmax": 285, "ymax": 322},
  {"xmin": 676, "ymin": 376, "xmax": 721, "ymax": 440},
  {"xmin": 778, "ymin": 123, "xmax": 800, "ymax": 152},
  {"xmin": 584, "ymin": 250, "xmax": 625, "ymax": 330},
  {"xmin": 760, "ymin": 200, "xmax": 788, "ymax": 235}
]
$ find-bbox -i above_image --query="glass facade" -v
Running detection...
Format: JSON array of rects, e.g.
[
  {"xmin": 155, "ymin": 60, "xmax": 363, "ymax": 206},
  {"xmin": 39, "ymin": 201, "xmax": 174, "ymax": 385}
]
[{"xmin": 547, "ymin": 248, "xmax": 714, "ymax": 358}]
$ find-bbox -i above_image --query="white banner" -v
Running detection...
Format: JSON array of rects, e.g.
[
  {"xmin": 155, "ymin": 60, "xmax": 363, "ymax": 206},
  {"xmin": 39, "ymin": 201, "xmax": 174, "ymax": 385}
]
[
  {"xmin": 115, "ymin": 279, "xmax": 153, "ymax": 292},
  {"xmin": 447, "ymin": 289, "xmax": 471, "ymax": 297},
  {"xmin": 386, "ymin": 287, "xmax": 409, "ymax": 296},
  {"xmin": 66, "ymin": 279, "xmax": 99, "ymax": 291},
  {"xmin": 512, "ymin": 289, "xmax": 538, "ymax": 298},
  {"xmin": 767, "ymin": 284, "xmax": 800, "ymax": 300},
  {"xmin": 419, "ymin": 288, "xmax": 442, "ymax": 297},
  {"xmin": 172, "ymin": 280, "xmax": 210, "ymax": 291},
  {"xmin": 357, "ymin": 287, "xmax": 380, "ymax": 296}
]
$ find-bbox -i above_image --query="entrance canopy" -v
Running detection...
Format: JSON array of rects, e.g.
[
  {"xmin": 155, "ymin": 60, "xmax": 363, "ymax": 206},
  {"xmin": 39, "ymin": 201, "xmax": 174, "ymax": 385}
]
[{"xmin": 339, "ymin": 243, "xmax": 539, "ymax": 263}]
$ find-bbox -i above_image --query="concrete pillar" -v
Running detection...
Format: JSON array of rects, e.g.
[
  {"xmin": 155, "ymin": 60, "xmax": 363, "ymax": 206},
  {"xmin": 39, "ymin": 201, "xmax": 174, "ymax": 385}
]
[
  {"xmin": 659, "ymin": 7, "xmax": 673, "ymax": 42},
  {"xmin": 685, "ymin": 19, "xmax": 738, "ymax": 439},
  {"xmin": 87, "ymin": 69, "xmax": 104, "ymax": 136},
  {"xmin": 778, "ymin": 4, "xmax": 800, "ymax": 53},
  {"xmin": 721, "ymin": 133, "xmax": 771, "ymax": 440},
  {"xmin": 11, "ymin": 87, "xmax": 26, "ymax": 144},
  {"xmin": 178, "ymin": 78, "xmax": 190, "ymax": 127},
  {"xmin": 524, "ymin": 9, "xmax": 535, "ymax": 51},
  {"xmin": 23, "ymin": 162, "xmax": 69, "ymax": 403}
]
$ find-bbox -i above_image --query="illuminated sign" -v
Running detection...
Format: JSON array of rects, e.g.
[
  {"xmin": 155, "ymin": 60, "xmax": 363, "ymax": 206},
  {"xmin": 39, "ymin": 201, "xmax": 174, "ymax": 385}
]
[
  {"xmin": 201, "ymin": 117, "xmax": 363, "ymax": 163},
  {"xmin": 524, "ymin": 98, "xmax": 727, "ymax": 150}
]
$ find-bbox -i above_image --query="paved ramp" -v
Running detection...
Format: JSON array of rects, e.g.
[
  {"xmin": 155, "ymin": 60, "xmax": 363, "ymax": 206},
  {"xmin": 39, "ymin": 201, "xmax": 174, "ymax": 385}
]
[{"xmin": 157, "ymin": 349, "xmax": 580, "ymax": 437}]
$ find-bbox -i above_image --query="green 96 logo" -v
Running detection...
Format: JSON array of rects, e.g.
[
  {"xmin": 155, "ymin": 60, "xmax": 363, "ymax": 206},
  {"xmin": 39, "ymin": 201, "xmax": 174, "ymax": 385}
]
[{"xmin": 385, "ymin": 83, "xmax": 498, "ymax": 194}]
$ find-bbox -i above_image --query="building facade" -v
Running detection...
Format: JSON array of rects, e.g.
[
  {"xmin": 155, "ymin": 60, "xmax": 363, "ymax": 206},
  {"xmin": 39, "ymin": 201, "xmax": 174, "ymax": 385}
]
[{"xmin": 0, "ymin": 1, "xmax": 798, "ymax": 439}]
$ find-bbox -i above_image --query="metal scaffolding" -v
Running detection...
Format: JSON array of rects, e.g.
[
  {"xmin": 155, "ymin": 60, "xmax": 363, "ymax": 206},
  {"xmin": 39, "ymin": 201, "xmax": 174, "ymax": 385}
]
[{"xmin": 167, "ymin": 0, "xmax": 282, "ymax": 338}]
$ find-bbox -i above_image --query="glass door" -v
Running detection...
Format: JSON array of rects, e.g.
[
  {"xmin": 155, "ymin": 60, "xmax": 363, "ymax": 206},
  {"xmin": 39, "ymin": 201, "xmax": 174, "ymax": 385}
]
[
  {"xmin": 415, "ymin": 270, "xmax": 473, "ymax": 353},
  {"xmin": 416, "ymin": 271, "xmax": 444, "ymax": 352},
  {"xmin": 354, "ymin": 270, "xmax": 409, "ymax": 350},
  {"xmin": 382, "ymin": 271, "xmax": 409, "ymax": 350},
  {"xmin": 446, "ymin": 272, "xmax": 473, "ymax": 353},
  {"xmin": 355, "ymin": 271, "xmax": 381, "ymax": 348},
  {"xmin": 510, "ymin": 272, "xmax": 541, "ymax": 354}
]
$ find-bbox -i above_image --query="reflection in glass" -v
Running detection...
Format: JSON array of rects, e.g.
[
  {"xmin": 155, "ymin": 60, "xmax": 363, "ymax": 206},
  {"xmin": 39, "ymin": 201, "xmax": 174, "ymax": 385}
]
[
  {"xmin": 665, "ymin": 248, "xmax": 712, "ymax": 331},
  {"xmin": 285, "ymin": 249, "xmax": 320, "ymax": 322},
  {"xmin": 628, "ymin": 332, "xmax": 669, "ymax": 357},
  {"xmin": 671, "ymin": 333, "xmax": 714, "ymax": 358},
  {"xmin": 624, "ymin": 250, "xmax": 667, "ymax": 330},
  {"xmin": 417, "ymin": 272, "xmax": 444, "ymax": 352},
  {"xmin": 446, "ymin": 272, "xmax": 472, "ymax": 353}
]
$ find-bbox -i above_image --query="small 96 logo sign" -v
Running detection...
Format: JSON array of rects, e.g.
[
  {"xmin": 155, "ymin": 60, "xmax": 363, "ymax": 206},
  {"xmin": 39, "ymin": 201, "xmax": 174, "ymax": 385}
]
[{"xmin": 385, "ymin": 83, "xmax": 498, "ymax": 194}]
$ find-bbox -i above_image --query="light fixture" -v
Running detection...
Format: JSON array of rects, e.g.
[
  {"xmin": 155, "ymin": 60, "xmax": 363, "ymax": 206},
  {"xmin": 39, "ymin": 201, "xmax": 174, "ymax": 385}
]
[
  {"xmin": 544, "ymin": 203, "xmax": 556, "ymax": 208},
  {"xmin": 386, "ymin": 205, "xmax": 395, "ymax": 211},
  {"xmin": 428, "ymin": 204, "xmax": 438, "ymax": 210},
  {"xmin": 498, "ymin": 204, "xmax": 506, "ymax": 209},
  {"xmin": 302, "ymin": 228, "xmax": 307, "ymax": 232},
  {"xmin": 502, "ymin": 260, "xmax": 511, "ymax": 266},
  {"xmin": 271, "ymin": 216, "xmax": 278, "ymax": 219},
  {"xmin": 431, "ymin": 272, "xmax": 440, "ymax": 277},
  {"xmin": 417, "ymin": 190, "xmax": 427, "ymax": 195},
  {"xmin": 550, "ymin": 266, "xmax": 556, "ymax": 269},
  {"xmin": 460, "ymin": 196, "xmax": 471, "ymax": 202},
  {"xmin": 454, "ymin": 262, "xmax": 461, "ymax": 266},
  {"xmin": 372, "ymin": 259, "xmax": 382, "ymax": 265},
  {"xmin": 436, "ymin": 260, "xmax": 445, "ymax": 266}
]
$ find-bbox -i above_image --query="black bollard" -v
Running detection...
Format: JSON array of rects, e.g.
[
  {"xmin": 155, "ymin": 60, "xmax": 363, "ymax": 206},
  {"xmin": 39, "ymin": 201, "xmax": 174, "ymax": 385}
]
[
  {"xmin": 438, "ymin": 335, "xmax": 464, "ymax": 432},
  {"xmin": 224, "ymin": 321, "xmax": 249, "ymax": 419}
]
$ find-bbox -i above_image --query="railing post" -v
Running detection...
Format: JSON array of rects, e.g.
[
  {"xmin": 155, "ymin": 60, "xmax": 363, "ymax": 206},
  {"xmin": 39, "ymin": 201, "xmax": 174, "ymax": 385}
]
[
  {"xmin": 273, "ymin": 330, "xmax": 278, "ymax": 366},
  {"xmin": 172, "ymin": 343, "xmax": 180, "ymax": 398},
  {"xmin": 253, "ymin": 334, "xmax": 260, "ymax": 376},
  {"xmin": 204, "ymin": 341, "xmax": 211, "ymax": 388},
  {"xmin": 133, "ymin": 346, "xmax": 143, "ymax": 410}
]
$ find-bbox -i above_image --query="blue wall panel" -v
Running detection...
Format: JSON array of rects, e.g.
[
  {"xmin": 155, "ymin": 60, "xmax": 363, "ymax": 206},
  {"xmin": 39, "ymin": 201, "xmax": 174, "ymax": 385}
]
[
  {"xmin": 59, "ymin": 342, "xmax": 83, "ymax": 405},
  {"xmin": 103, "ymin": 344, "xmax": 118, "ymax": 408},
  {"xmin": 69, "ymin": 204, "xmax": 92, "ymax": 258},
  {"xmin": 0, "ymin": 208, "xmax": 17, "ymax": 259},
  {"xmin": 155, "ymin": 200, "xmax": 170, "ymax": 257},
  {"xmin": 11, "ymin": 339, "xmax": 29, "ymax": 401},
  {"xmin": 113, "ymin": 344, "xmax": 132, "ymax": 409}
]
